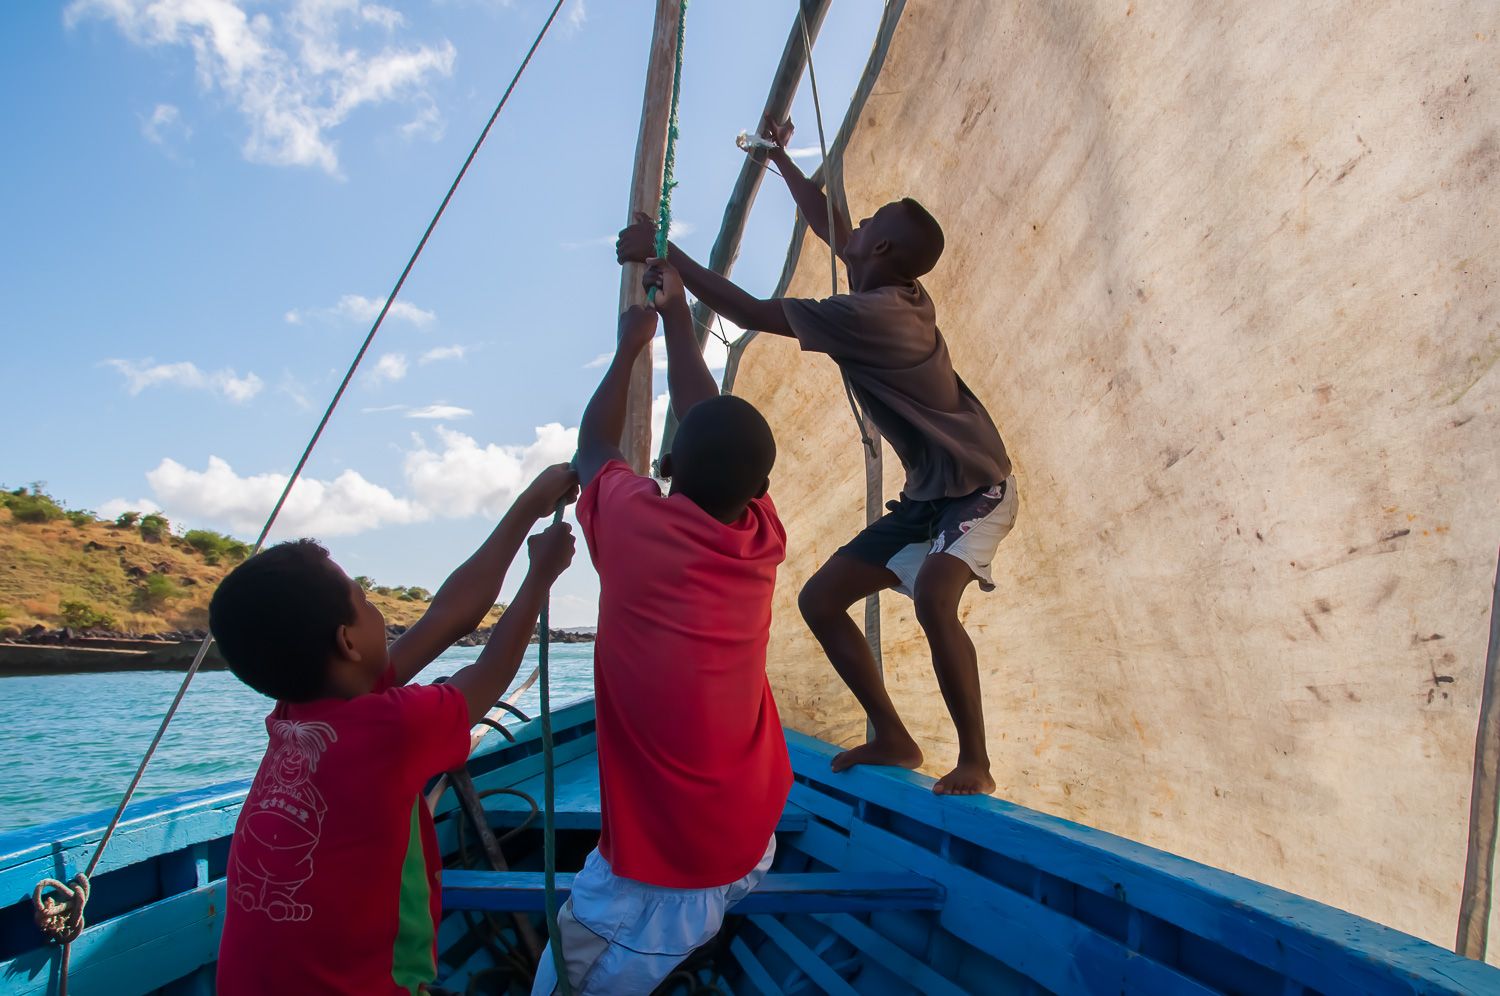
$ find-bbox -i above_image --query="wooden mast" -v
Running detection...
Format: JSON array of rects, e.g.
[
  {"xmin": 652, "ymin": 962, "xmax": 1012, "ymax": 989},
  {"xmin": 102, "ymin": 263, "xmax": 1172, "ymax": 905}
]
[{"xmin": 618, "ymin": 0, "xmax": 685, "ymax": 475}]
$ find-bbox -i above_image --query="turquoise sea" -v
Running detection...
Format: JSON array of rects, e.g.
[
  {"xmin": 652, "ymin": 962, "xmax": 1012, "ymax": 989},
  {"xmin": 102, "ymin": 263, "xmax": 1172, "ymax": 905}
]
[{"xmin": 0, "ymin": 643, "xmax": 595, "ymax": 835}]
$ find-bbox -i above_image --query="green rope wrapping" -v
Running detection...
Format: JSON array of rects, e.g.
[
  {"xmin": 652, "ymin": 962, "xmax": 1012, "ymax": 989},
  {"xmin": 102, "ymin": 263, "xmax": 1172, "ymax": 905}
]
[{"xmin": 654, "ymin": 0, "xmax": 689, "ymax": 260}]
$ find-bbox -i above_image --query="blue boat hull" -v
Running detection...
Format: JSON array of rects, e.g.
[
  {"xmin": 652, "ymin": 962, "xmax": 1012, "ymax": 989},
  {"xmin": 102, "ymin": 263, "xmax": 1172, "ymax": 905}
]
[{"xmin": 3, "ymin": 699, "xmax": 1496, "ymax": 994}]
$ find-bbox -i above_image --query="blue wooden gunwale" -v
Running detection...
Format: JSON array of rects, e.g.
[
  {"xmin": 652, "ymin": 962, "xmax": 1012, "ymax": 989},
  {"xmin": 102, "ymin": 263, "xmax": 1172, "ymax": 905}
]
[{"xmin": 1, "ymin": 696, "xmax": 1496, "ymax": 995}]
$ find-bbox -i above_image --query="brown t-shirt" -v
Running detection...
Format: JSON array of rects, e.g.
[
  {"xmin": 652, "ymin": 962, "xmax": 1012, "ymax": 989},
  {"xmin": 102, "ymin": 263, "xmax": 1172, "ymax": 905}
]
[{"xmin": 783, "ymin": 281, "xmax": 1010, "ymax": 501}]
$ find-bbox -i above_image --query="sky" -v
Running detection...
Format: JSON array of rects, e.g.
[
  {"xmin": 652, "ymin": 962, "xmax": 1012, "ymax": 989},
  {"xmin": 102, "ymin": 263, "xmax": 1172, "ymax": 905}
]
[{"xmin": 1, "ymin": 0, "xmax": 885, "ymax": 627}]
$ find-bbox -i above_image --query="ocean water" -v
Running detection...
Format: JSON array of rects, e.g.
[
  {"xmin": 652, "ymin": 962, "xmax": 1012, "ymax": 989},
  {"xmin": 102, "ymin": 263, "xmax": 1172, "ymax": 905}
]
[{"xmin": 0, "ymin": 643, "xmax": 595, "ymax": 836}]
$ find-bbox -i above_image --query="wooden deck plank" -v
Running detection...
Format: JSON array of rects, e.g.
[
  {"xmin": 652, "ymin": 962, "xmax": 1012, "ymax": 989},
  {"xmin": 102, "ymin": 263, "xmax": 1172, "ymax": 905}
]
[
  {"xmin": 747, "ymin": 915, "xmax": 860, "ymax": 996},
  {"xmin": 849, "ymin": 820, "xmax": 1213, "ymax": 996},
  {"xmin": 809, "ymin": 913, "xmax": 968, "ymax": 996},
  {"xmin": 1, "ymin": 880, "xmax": 224, "ymax": 995},
  {"xmin": 786, "ymin": 733, "xmax": 1500, "ymax": 994},
  {"xmin": 441, "ymin": 871, "xmax": 943, "ymax": 915}
]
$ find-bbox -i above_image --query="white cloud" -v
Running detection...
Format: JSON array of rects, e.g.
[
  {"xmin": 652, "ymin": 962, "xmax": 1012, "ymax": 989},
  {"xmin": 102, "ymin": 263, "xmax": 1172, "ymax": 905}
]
[
  {"xmin": 98, "ymin": 497, "xmax": 164, "ymax": 522},
  {"xmin": 66, "ymin": 0, "xmax": 455, "ymax": 176},
  {"xmin": 583, "ymin": 351, "xmax": 611, "ymax": 369},
  {"xmin": 403, "ymin": 423, "xmax": 577, "ymax": 518},
  {"xmin": 786, "ymin": 146, "xmax": 822, "ymax": 161},
  {"xmin": 419, "ymin": 344, "xmax": 465, "ymax": 364},
  {"xmin": 284, "ymin": 293, "xmax": 436, "ymax": 328},
  {"xmin": 140, "ymin": 102, "xmax": 191, "ymax": 147},
  {"xmin": 105, "ymin": 358, "xmax": 264, "ymax": 402},
  {"xmin": 145, "ymin": 455, "xmax": 426, "ymax": 537},
  {"xmin": 399, "ymin": 102, "xmax": 444, "ymax": 141},
  {"xmin": 668, "ymin": 219, "xmax": 693, "ymax": 239},
  {"xmin": 369, "ymin": 352, "xmax": 408, "ymax": 383},
  {"xmin": 336, "ymin": 293, "xmax": 436, "ymax": 326},
  {"xmin": 407, "ymin": 404, "xmax": 472, "ymax": 420},
  {"xmin": 566, "ymin": 0, "xmax": 586, "ymax": 31}
]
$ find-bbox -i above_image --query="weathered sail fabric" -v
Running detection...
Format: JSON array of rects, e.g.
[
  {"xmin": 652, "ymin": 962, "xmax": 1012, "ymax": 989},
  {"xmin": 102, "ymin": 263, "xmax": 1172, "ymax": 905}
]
[{"xmin": 733, "ymin": 0, "xmax": 1500, "ymax": 952}]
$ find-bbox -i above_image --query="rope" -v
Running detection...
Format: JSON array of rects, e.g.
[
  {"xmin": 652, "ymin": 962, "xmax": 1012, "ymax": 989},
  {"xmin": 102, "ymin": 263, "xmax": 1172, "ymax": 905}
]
[
  {"xmin": 35, "ymin": 0, "xmax": 569, "ymax": 981},
  {"xmin": 539, "ymin": 500, "xmax": 571, "ymax": 996},
  {"xmin": 796, "ymin": 4, "xmax": 875, "ymax": 456}
]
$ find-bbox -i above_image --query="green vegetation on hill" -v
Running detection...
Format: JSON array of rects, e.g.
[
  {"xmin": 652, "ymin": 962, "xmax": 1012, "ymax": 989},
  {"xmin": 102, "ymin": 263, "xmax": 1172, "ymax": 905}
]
[{"xmin": 0, "ymin": 484, "xmax": 495, "ymax": 639}]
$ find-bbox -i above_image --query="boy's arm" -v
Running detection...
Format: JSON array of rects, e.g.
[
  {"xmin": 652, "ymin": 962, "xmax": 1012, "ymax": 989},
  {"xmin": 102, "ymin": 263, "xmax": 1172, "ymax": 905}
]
[
  {"xmin": 445, "ymin": 521, "xmax": 574, "ymax": 724},
  {"xmin": 576, "ymin": 305, "xmax": 659, "ymax": 486},
  {"xmin": 387, "ymin": 465, "xmax": 578, "ymax": 686},
  {"xmin": 617, "ymin": 215, "xmax": 794, "ymax": 338},
  {"xmin": 760, "ymin": 114, "xmax": 853, "ymax": 260},
  {"xmin": 644, "ymin": 258, "xmax": 718, "ymax": 420}
]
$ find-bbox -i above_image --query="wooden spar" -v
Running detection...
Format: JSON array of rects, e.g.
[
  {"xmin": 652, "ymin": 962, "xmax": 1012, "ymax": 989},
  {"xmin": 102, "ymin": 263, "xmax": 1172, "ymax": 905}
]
[
  {"xmin": 618, "ymin": 0, "xmax": 686, "ymax": 474},
  {"xmin": 656, "ymin": 0, "xmax": 833, "ymax": 462},
  {"xmin": 1457, "ymin": 546, "xmax": 1500, "ymax": 958}
]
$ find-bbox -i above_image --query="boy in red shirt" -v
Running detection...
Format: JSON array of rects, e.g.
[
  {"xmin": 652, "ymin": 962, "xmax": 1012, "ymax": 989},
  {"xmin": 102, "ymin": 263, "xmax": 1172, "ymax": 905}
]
[
  {"xmin": 617, "ymin": 116, "xmax": 1016, "ymax": 796},
  {"xmin": 211, "ymin": 467, "xmax": 578, "ymax": 995},
  {"xmin": 531, "ymin": 264, "xmax": 790, "ymax": 995}
]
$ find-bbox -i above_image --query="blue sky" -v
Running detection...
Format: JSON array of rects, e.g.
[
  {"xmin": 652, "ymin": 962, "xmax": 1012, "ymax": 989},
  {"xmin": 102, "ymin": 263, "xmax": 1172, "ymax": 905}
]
[{"xmin": 2, "ymin": 0, "xmax": 883, "ymax": 626}]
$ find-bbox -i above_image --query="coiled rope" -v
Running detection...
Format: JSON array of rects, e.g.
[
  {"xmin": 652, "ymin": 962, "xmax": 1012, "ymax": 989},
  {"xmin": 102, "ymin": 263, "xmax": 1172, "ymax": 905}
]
[{"xmin": 29, "ymin": 3, "xmax": 570, "ymax": 992}]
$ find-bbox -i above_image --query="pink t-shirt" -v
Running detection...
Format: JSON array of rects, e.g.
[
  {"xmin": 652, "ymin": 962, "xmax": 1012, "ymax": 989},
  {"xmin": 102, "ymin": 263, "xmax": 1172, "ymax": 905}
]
[
  {"xmin": 578, "ymin": 460, "xmax": 792, "ymax": 888},
  {"xmin": 216, "ymin": 667, "xmax": 470, "ymax": 994}
]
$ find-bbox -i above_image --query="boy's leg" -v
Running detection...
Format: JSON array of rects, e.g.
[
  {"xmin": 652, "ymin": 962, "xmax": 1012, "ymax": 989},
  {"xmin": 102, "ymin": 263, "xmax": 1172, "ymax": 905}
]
[
  {"xmin": 912, "ymin": 552, "xmax": 994, "ymax": 795},
  {"xmin": 799, "ymin": 553, "xmax": 923, "ymax": 772}
]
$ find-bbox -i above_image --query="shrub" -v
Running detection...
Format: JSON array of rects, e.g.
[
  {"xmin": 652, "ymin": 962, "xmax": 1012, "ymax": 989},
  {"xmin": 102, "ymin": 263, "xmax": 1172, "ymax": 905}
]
[
  {"xmin": 2, "ymin": 486, "xmax": 65, "ymax": 524},
  {"xmin": 115, "ymin": 511, "xmax": 142, "ymax": 528},
  {"xmin": 139, "ymin": 513, "xmax": 170, "ymax": 542},
  {"xmin": 405, "ymin": 587, "xmax": 431, "ymax": 602},
  {"xmin": 136, "ymin": 573, "xmax": 180, "ymax": 607},
  {"xmin": 374, "ymin": 586, "xmax": 395, "ymax": 597},
  {"xmin": 60, "ymin": 600, "xmax": 118, "ymax": 630},
  {"xmin": 354, "ymin": 576, "xmax": 374, "ymax": 591},
  {"xmin": 66, "ymin": 510, "xmax": 96, "ymax": 528},
  {"xmin": 184, "ymin": 528, "xmax": 249, "ymax": 565}
]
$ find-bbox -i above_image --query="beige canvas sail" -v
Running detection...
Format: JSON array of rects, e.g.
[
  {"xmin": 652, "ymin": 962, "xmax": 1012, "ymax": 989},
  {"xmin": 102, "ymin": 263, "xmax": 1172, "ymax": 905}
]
[{"xmin": 730, "ymin": 0, "xmax": 1500, "ymax": 954}]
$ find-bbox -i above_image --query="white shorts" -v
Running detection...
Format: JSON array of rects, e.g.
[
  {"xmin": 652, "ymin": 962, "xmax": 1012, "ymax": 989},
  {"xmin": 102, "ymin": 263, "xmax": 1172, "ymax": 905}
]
[
  {"xmin": 842, "ymin": 477, "xmax": 1019, "ymax": 597},
  {"xmin": 529, "ymin": 837, "xmax": 776, "ymax": 996}
]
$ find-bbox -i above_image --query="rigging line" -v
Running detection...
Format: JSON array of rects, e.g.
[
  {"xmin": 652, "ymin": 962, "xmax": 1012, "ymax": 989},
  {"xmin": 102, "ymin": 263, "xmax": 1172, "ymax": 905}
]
[
  {"xmin": 76, "ymin": 0, "xmax": 571, "ymax": 886},
  {"xmin": 797, "ymin": 2, "xmax": 874, "ymax": 455}
]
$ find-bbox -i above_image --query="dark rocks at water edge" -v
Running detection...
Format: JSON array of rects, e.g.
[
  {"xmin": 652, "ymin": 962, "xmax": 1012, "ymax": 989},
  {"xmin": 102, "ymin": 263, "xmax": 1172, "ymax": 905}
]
[
  {"xmin": 0, "ymin": 623, "xmax": 592, "ymax": 676},
  {"xmin": 384, "ymin": 623, "xmax": 595, "ymax": 647}
]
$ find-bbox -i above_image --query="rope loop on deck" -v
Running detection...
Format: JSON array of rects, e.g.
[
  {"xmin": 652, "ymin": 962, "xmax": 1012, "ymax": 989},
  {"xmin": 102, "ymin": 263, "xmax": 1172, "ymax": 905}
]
[{"xmin": 32, "ymin": 873, "xmax": 89, "ymax": 944}]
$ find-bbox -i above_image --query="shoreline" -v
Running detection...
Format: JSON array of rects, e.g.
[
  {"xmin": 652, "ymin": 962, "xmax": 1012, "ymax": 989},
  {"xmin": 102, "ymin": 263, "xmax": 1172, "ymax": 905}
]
[{"xmin": 0, "ymin": 626, "xmax": 594, "ymax": 677}]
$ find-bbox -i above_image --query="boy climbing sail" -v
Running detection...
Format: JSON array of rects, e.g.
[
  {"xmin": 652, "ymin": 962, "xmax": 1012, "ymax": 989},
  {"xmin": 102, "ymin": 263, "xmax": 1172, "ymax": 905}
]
[{"xmin": 617, "ymin": 115, "xmax": 1016, "ymax": 796}]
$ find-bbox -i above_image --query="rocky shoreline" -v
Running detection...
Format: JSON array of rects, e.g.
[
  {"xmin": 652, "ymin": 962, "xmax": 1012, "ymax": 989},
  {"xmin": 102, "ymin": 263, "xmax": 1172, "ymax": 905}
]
[{"xmin": 0, "ymin": 623, "xmax": 593, "ymax": 677}]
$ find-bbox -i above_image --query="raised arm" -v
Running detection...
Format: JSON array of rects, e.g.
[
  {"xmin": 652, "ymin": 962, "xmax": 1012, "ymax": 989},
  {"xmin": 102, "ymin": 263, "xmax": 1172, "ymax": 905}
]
[
  {"xmin": 445, "ymin": 521, "xmax": 574, "ymax": 724},
  {"xmin": 576, "ymin": 305, "xmax": 659, "ymax": 486},
  {"xmin": 645, "ymin": 258, "xmax": 717, "ymax": 420},
  {"xmin": 617, "ymin": 214, "xmax": 793, "ymax": 338},
  {"xmin": 760, "ymin": 115, "xmax": 853, "ymax": 259},
  {"xmin": 387, "ymin": 464, "xmax": 578, "ymax": 686}
]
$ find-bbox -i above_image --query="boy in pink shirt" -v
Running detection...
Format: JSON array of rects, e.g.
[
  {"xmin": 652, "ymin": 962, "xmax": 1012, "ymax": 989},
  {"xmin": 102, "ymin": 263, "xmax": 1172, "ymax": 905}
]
[{"xmin": 213, "ymin": 468, "xmax": 577, "ymax": 995}]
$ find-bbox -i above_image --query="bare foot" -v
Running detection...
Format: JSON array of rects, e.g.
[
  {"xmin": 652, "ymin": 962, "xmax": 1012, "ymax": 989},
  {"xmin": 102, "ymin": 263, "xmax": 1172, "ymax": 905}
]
[
  {"xmin": 933, "ymin": 760, "xmax": 995, "ymax": 796},
  {"xmin": 831, "ymin": 736, "xmax": 923, "ymax": 773}
]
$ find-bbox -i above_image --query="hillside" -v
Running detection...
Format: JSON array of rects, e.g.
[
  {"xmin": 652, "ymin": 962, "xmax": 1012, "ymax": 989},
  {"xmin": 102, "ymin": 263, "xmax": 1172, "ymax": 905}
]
[{"xmin": 0, "ymin": 486, "xmax": 500, "ymax": 639}]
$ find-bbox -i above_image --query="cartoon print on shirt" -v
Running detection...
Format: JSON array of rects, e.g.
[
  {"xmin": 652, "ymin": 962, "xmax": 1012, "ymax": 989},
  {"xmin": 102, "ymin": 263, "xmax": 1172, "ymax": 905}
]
[{"xmin": 232, "ymin": 720, "xmax": 337, "ymax": 922}]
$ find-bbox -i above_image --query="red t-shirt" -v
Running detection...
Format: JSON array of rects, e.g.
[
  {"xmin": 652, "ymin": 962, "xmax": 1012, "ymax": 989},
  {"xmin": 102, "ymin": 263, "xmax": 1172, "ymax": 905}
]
[
  {"xmin": 216, "ymin": 668, "xmax": 470, "ymax": 995},
  {"xmin": 578, "ymin": 460, "xmax": 792, "ymax": 888}
]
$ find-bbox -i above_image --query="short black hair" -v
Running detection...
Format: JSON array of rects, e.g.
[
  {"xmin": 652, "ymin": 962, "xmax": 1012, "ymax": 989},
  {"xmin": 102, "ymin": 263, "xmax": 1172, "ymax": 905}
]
[
  {"xmin": 669, "ymin": 395, "xmax": 776, "ymax": 520},
  {"xmin": 890, "ymin": 197, "xmax": 945, "ymax": 278},
  {"xmin": 209, "ymin": 539, "xmax": 355, "ymax": 702}
]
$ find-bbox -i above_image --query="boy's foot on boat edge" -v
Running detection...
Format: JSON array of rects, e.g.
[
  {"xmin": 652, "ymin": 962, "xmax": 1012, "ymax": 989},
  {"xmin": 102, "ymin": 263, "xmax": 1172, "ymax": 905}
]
[
  {"xmin": 830, "ymin": 736, "xmax": 923, "ymax": 773},
  {"xmin": 933, "ymin": 760, "xmax": 995, "ymax": 796}
]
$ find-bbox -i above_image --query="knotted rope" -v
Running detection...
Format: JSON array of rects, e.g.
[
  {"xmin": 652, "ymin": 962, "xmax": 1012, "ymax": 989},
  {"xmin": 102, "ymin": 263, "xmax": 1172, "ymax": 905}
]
[{"xmin": 31, "ymin": 875, "xmax": 89, "ymax": 996}]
